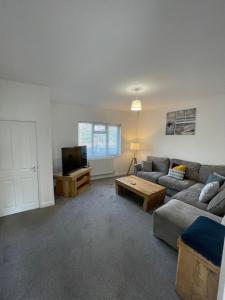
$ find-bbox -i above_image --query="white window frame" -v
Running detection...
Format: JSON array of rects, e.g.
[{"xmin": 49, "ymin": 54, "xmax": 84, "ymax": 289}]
[{"xmin": 78, "ymin": 122, "xmax": 121, "ymax": 159}]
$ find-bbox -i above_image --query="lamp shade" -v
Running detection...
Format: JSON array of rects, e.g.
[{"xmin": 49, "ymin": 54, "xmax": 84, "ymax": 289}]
[
  {"xmin": 130, "ymin": 142, "xmax": 140, "ymax": 151},
  {"xmin": 131, "ymin": 99, "xmax": 142, "ymax": 111}
]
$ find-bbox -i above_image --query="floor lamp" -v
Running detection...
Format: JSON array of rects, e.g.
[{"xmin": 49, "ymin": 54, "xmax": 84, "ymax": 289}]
[{"xmin": 127, "ymin": 142, "xmax": 140, "ymax": 175}]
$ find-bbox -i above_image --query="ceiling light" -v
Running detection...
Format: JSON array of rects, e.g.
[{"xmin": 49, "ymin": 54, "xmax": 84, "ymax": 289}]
[{"xmin": 131, "ymin": 87, "xmax": 142, "ymax": 111}]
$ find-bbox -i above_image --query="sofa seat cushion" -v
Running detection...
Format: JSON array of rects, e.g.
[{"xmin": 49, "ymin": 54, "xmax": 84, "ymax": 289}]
[
  {"xmin": 153, "ymin": 199, "xmax": 222, "ymax": 249},
  {"xmin": 173, "ymin": 183, "xmax": 208, "ymax": 211},
  {"xmin": 158, "ymin": 175, "xmax": 196, "ymax": 192},
  {"xmin": 137, "ymin": 171, "xmax": 165, "ymax": 183}
]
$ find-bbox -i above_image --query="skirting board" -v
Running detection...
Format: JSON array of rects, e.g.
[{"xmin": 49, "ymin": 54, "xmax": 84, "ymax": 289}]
[{"xmin": 40, "ymin": 201, "xmax": 55, "ymax": 208}]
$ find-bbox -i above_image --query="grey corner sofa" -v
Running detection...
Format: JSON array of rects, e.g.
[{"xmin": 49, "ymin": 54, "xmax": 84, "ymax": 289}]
[{"xmin": 134, "ymin": 156, "xmax": 225, "ymax": 249}]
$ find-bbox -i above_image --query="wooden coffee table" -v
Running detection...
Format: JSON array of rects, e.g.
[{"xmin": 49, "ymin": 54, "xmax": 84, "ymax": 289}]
[{"xmin": 115, "ymin": 175, "xmax": 166, "ymax": 212}]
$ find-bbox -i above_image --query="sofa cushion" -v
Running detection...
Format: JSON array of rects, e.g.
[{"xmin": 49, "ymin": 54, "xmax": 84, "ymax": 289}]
[
  {"xmin": 137, "ymin": 171, "xmax": 165, "ymax": 183},
  {"xmin": 170, "ymin": 159, "xmax": 201, "ymax": 181},
  {"xmin": 206, "ymin": 174, "xmax": 225, "ymax": 187},
  {"xmin": 168, "ymin": 168, "xmax": 185, "ymax": 180},
  {"xmin": 147, "ymin": 156, "xmax": 169, "ymax": 173},
  {"xmin": 199, "ymin": 182, "xmax": 220, "ymax": 203},
  {"xmin": 199, "ymin": 165, "xmax": 225, "ymax": 184},
  {"xmin": 142, "ymin": 160, "xmax": 152, "ymax": 172},
  {"xmin": 207, "ymin": 187, "xmax": 225, "ymax": 216},
  {"xmin": 153, "ymin": 199, "xmax": 222, "ymax": 249},
  {"xmin": 173, "ymin": 183, "xmax": 208, "ymax": 210},
  {"xmin": 158, "ymin": 175, "xmax": 196, "ymax": 192}
]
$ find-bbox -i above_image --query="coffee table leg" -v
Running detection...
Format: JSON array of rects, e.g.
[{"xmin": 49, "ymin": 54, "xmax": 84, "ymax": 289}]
[
  {"xmin": 116, "ymin": 183, "xmax": 125, "ymax": 196},
  {"xmin": 143, "ymin": 198, "xmax": 149, "ymax": 211}
]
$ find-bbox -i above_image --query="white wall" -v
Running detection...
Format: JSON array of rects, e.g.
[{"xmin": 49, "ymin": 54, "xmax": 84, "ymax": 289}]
[
  {"xmin": 137, "ymin": 96, "xmax": 225, "ymax": 165},
  {"xmin": 52, "ymin": 103, "xmax": 138, "ymax": 176},
  {"xmin": 0, "ymin": 79, "xmax": 54, "ymax": 208}
]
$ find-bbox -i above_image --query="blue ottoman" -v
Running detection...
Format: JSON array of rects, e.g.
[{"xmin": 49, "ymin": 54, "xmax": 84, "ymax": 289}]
[
  {"xmin": 181, "ymin": 216, "xmax": 225, "ymax": 266},
  {"xmin": 176, "ymin": 216, "xmax": 225, "ymax": 300}
]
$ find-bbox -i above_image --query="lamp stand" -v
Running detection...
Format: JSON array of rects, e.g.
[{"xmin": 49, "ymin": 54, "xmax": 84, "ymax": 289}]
[{"xmin": 127, "ymin": 152, "xmax": 138, "ymax": 175}]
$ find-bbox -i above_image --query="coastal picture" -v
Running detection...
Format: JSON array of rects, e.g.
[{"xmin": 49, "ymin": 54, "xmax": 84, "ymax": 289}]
[
  {"xmin": 175, "ymin": 122, "xmax": 196, "ymax": 135},
  {"xmin": 166, "ymin": 108, "xmax": 196, "ymax": 135}
]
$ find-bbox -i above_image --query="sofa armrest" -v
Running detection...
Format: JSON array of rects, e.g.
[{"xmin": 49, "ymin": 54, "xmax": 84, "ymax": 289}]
[{"xmin": 134, "ymin": 163, "xmax": 142, "ymax": 175}]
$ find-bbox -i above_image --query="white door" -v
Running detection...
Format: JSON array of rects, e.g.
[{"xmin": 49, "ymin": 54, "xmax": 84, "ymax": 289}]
[{"xmin": 0, "ymin": 121, "xmax": 39, "ymax": 217}]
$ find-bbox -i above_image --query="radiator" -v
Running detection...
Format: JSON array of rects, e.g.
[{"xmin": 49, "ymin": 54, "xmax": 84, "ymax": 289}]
[{"xmin": 88, "ymin": 158, "xmax": 114, "ymax": 176}]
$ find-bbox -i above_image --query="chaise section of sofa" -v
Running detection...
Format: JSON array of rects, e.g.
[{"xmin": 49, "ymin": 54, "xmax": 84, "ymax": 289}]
[
  {"xmin": 153, "ymin": 199, "xmax": 222, "ymax": 249},
  {"xmin": 172, "ymin": 164, "xmax": 225, "ymax": 213}
]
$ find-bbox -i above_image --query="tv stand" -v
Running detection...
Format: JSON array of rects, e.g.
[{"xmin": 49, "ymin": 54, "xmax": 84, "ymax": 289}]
[{"xmin": 54, "ymin": 167, "xmax": 91, "ymax": 198}]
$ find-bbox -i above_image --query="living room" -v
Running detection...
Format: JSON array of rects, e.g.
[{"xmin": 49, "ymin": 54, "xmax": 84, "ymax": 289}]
[{"xmin": 0, "ymin": 1, "xmax": 225, "ymax": 299}]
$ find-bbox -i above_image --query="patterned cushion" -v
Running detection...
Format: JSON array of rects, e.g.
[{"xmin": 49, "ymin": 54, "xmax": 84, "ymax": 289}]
[
  {"xmin": 168, "ymin": 168, "xmax": 185, "ymax": 180},
  {"xmin": 170, "ymin": 159, "xmax": 201, "ymax": 181},
  {"xmin": 173, "ymin": 165, "xmax": 187, "ymax": 172}
]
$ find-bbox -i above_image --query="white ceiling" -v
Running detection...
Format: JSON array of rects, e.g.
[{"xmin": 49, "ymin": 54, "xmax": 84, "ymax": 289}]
[{"xmin": 0, "ymin": 0, "xmax": 225, "ymax": 110}]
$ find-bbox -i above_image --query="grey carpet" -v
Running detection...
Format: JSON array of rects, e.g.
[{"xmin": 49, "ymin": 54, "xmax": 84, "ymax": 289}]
[{"xmin": 0, "ymin": 178, "xmax": 178, "ymax": 300}]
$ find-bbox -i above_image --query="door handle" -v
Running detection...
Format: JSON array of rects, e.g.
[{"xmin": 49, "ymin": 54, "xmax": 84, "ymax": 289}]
[{"xmin": 32, "ymin": 166, "xmax": 36, "ymax": 172}]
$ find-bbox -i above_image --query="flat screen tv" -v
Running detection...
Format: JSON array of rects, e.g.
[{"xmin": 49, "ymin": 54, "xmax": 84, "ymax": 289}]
[{"xmin": 62, "ymin": 146, "xmax": 87, "ymax": 175}]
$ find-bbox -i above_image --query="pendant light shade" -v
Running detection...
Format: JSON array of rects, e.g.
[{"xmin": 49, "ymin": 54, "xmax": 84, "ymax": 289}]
[
  {"xmin": 130, "ymin": 87, "xmax": 142, "ymax": 111},
  {"xmin": 131, "ymin": 99, "xmax": 142, "ymax": 111}
]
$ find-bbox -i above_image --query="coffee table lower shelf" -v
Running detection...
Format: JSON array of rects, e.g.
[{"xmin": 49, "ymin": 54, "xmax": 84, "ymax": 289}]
[{"xmin": 115, "ymin": 176, "xmax": 166, "ymax": 212}]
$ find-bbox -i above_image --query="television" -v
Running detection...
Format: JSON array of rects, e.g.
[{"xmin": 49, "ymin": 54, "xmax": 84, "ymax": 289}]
[{"xmin": 62, "ymin": 146, "xmax": 87, "ymax": 175}]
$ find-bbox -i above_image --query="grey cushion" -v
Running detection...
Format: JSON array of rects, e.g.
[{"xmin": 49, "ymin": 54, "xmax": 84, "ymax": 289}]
[
  {"xmin": 158, "ymin": 175, "xmax": 196, "ymax": 192},
  {"xmin": 173, "ymin": 183, "xmax": 208, "ymax": 210},
  {"xmin": 199, "ymin": 165, "xmax": 225, "ymax": 184},
  {"xmin": 142, "ymin": 160, "xmax": 152, "ymax": 172},
  {"xmin": 147, "ymin": 156, "xmax": 169, "ymax": 173},
  {"xmin": 137, "ymin": 171, "xmax": 165, "ymax": 183},
  {"xmin": 199, "ymin": 182, "xmax": 220, "ymax": 203},
  {"xmin": 207, "ymin": 188, "xmax": 225, "ymax": 216},
  {"xmin": 206, "ymin": 174, "xmax": 225, "ymax": 187},
  {"xmin": 170, "ymin": 158, "xmax": 201, "ymax": 181},
  {"xmin": 153, "ymin": 199, "xmax": 222, "ymax": 249},
  {"xmin": 134, "ymin": 163, "xmax": 142, "ymax": 175}
]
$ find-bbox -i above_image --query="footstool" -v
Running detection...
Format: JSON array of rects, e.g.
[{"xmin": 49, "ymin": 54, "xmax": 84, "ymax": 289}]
[{"xmin": 176, "ymin": 216, "xmax": 225, "ymax": 300}]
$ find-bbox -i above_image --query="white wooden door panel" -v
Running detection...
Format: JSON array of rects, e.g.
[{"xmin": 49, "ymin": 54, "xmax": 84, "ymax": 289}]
[
  {"xmin": 0, "ymin": 124, "xmax": 13, "ymax": 170},
  {"xmin": 0, "ymin": 180, "xmax": 16, "ymax": 210},
  {"xmin": 0, "ymin": 121, "xmax": 39, "ymax": 217}
]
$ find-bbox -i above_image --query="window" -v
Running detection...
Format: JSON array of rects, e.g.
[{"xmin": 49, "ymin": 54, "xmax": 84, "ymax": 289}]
[{"xmin": 78, "ymin": 122, "xmax": 121, "ymax": 158}]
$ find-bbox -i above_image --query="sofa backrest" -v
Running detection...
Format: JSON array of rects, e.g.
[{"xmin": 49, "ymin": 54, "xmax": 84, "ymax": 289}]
[
  {"xmin": 147, "ymin": 156, "xmax": 169, "ymax": 173},
  {"xmin": 170, "ymin": 158, "xmax": 201, "ymax": 181},
  {"xmin": 199, "ymin": 165, "xmax": 225, "ymax": 184}
]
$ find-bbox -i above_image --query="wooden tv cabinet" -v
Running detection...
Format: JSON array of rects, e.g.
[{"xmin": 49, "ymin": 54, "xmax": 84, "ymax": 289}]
[{"xmin": 54, "ymin": 167, "xmax": 91, "ymax": 198}]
